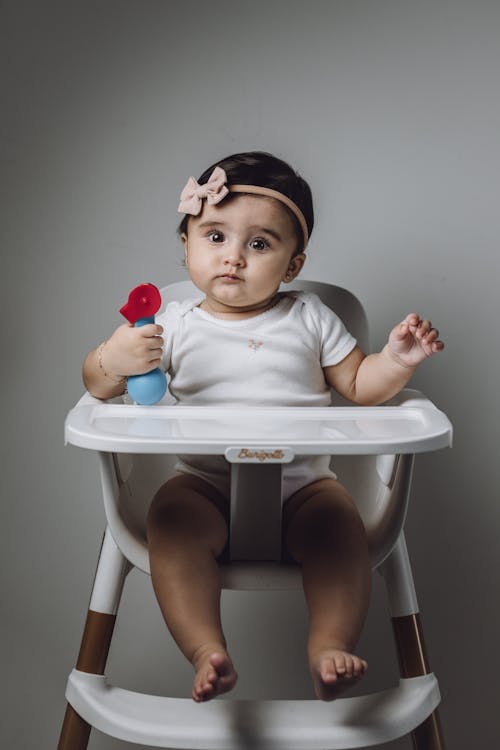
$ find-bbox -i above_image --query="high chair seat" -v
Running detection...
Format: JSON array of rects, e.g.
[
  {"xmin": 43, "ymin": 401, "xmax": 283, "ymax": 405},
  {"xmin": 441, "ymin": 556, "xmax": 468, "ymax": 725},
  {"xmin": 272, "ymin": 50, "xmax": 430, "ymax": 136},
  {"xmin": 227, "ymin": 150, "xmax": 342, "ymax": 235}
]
[{"xmin": 58, "ymin": 279, "xmax": 452, "ymax": 750}]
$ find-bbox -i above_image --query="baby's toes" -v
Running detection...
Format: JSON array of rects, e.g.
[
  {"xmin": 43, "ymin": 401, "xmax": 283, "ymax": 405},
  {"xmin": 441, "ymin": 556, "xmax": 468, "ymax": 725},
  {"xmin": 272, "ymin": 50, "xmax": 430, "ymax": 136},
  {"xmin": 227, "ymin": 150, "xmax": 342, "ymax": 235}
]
[
  {"xmin": 333, "ymin": 652, "xmax": 348, "ymax": 677},
  {"xmin": 351, "ymin": 659, "xmax": 361, "ymax": 677},
  {"xmin": 351, "ymin": 656, "xmax": 366, "ymax": 677},
  {"xmin": 343, "ymin": 654, "xmax": 356, "ymax": 678},
  {"xmin": 320, "ymin": 658, "xmax": 339, "ymax": 684},
  {"xmin": 193, "ymin": 668, "xmax": 215, "ymax": 700}
]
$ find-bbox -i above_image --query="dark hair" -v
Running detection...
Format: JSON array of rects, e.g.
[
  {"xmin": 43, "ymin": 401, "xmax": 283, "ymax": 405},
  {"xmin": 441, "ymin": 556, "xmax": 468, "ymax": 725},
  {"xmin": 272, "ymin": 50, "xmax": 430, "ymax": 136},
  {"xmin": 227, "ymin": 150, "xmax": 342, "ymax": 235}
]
[{"xmin": 177, "ymin": 151, "xmax": 314, "ymax": 253}]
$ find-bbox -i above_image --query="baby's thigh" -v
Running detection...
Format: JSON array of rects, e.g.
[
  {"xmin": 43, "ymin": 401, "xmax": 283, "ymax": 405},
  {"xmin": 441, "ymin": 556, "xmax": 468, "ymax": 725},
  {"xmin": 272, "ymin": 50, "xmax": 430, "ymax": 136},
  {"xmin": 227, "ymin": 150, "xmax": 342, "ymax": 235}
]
[
  {"xmin": 282, "ymin": 477, "xmax": 363, "ymax": 558},
  {"xmin": 147, "ymin": 473, "xmax": 230, "ymax": 550},
  {"xmin": 284, "ymin": 477, "xmax": 356, "ymax": 524}
]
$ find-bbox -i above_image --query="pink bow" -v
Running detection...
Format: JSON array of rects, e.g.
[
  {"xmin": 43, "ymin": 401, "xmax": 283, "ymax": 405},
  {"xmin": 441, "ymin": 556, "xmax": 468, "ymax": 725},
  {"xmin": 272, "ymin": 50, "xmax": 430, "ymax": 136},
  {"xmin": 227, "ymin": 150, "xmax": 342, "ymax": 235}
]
[{"xmin": 178, "ymin": 166, "xmax": 229, "ymax": 215}]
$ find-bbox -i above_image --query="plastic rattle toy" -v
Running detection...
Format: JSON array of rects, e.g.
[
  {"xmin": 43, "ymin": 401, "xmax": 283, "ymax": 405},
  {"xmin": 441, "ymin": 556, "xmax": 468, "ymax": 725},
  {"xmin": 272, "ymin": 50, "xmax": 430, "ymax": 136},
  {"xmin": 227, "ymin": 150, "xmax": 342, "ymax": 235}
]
[{"xmin": 120, "ymin": 283, "xmax": 167, "ymax": 405}]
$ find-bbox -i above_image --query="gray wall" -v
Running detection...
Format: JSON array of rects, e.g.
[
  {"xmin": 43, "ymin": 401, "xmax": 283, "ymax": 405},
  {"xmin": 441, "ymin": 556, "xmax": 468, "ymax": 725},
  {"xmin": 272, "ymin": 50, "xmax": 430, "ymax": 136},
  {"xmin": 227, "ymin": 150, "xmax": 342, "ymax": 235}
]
[{"xmin": 2, "ymin": 1, "xmax": 499, "ymax": 748}]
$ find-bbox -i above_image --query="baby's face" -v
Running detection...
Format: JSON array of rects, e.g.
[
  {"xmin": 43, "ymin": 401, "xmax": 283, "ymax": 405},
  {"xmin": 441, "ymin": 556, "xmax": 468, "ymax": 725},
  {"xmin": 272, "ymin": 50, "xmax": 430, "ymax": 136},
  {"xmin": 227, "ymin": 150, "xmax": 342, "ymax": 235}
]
[{"xmin": 182, "ymin": 194, "xmax": 305, "ymax": 318}]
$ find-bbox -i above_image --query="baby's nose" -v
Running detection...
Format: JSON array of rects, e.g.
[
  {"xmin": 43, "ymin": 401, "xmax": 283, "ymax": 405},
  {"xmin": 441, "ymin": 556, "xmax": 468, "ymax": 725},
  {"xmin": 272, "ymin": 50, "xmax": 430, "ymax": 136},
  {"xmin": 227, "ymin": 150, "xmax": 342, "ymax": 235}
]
[{"xmin": 224, "ymin": 246, "xmax": 246, "ymax": 266}]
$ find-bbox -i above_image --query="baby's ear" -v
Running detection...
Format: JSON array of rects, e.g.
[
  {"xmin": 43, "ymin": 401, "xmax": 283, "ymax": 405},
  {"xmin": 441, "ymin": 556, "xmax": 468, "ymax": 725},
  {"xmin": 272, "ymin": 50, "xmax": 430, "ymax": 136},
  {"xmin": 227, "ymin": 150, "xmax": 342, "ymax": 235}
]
[
  {"xmin": 287, "ymin": 252, "xmax": 306, "ymax": 280},
  {"xmin": 181, "ymin": 233, "xmax": 188, "ymax": 263}
]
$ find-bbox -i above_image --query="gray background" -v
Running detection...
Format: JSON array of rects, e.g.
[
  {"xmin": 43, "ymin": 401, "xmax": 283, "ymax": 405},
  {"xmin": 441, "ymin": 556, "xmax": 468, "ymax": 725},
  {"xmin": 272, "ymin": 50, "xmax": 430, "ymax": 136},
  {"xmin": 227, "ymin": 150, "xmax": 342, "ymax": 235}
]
[{"xmin": 2, "ymin": 1, "xmax": 499, "ymax": 748}]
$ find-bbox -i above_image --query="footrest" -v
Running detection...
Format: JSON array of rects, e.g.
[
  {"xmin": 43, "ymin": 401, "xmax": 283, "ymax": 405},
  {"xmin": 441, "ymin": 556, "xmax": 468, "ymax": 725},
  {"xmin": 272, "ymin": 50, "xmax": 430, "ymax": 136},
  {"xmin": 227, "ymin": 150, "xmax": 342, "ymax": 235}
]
[{"xmin": 66, "ymin": 669, "xmax": 440, "ymax": 749}]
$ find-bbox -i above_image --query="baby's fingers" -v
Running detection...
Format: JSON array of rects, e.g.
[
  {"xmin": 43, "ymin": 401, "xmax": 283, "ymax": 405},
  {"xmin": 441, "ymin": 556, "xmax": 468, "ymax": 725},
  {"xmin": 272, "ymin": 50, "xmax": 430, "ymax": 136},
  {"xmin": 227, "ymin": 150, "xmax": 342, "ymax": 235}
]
[
  {"xmin": 420, "ymin": 325, "xmax": 445, "ymax": 354},
  {"xmin": 414, "ymin": 318, "xmax": 433, "ymax": 339},
  {"xmin": 403, "ymin": 313, "xmax": 420, "ymax": 327},
  {"xmin": 136, "ymin": 323, "xmax": 164, "ymax": 338},
  {"xmin": 422, "ymin": 326, "xmax": 439, "ymax": 342},
  {"xmin": 134, "ymin": 324, "xmax": 164, "ymax": 352},
  {"xmin": 429, "ymin": 338, "xmax": 445, "ymax": 353},
  {"xmin": 392, "ymin": 315, "xmax": 417, "ymax": 340},
  {"xmin": 403, "ymin": 315, "xmax": 439, "ymax": 341}
]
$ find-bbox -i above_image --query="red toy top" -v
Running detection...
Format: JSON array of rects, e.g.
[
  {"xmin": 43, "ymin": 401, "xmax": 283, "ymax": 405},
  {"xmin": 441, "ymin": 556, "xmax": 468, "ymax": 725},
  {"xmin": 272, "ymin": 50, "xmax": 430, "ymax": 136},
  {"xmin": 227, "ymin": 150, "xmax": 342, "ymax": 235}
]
[{"xmin": 120, "ymin": 283, "xmax": 162, "ymax": 324}]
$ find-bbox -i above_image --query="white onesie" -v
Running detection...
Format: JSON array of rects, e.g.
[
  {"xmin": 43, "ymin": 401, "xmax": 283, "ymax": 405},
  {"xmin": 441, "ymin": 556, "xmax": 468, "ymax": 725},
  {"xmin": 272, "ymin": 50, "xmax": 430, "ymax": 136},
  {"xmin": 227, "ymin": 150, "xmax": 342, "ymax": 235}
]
[{"xmin": 158, "ymin": 291, "xmax": 357, "ymax": 500}]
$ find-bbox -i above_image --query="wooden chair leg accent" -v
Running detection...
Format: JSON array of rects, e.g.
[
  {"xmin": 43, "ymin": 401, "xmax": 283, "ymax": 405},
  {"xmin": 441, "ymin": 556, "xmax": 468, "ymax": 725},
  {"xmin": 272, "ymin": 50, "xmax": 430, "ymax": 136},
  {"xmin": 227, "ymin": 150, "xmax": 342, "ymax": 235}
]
[
  {"xmin": 392, "ymin": 613, "xmax": 430, "ymax": 677},
  {"xmin": 57, "ymin": 611, "xmax": 117, "ymax": 750},
  {"xmin": 57, "ymin": 704, "xmax": 92, "ymax": 750},
  {"xmin": 392, "ymin": 614, "xmax": 445, "ymax": 750},
  {"xmin": 75, "ymin": 610, "xmax": 117, "ymax": 674},
  {"xmin": 410, "ymin": 712, "xmax": 445, "ymax": 750}
]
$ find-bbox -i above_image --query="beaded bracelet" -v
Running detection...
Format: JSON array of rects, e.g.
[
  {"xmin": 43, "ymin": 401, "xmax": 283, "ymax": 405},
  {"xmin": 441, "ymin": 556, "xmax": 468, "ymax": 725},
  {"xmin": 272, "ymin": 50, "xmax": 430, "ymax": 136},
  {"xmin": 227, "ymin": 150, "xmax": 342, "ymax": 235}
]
[{"xmin": 97, "ymin": 341, "xmax": 127, "ymax": 385}]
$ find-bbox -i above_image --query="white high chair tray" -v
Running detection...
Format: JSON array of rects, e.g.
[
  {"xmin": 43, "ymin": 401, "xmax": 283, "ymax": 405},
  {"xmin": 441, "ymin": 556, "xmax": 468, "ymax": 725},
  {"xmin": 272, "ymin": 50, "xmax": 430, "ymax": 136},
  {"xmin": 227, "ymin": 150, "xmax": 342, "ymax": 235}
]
[{"xmin": 65, "ymin": 389, "xmax": 452, "ymax": 455}]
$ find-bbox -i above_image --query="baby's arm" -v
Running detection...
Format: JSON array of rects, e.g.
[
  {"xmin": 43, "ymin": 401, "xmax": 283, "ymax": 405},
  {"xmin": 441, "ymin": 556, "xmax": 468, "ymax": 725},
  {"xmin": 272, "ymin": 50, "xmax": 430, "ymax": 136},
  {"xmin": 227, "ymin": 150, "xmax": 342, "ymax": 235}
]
[
  {"xmin": 325, "ymin": 313, "xmax": 444, "ymax": 406},
  {"xmin": 82, "ymin": 323, "xmax": 164, "ymax": 399}
]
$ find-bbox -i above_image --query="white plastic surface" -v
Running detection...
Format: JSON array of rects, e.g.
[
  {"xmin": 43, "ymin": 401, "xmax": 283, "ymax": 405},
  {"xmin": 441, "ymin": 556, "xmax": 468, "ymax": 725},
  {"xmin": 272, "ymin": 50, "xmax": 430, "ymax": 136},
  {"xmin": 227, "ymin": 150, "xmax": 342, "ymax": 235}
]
[
  {"xmin": 89, "ymin": 527, "xmax": 131, "ymax": 615},
  {"xmin": 66, "ymin": 670, "xmax": 440, "ymax": 750},
  {"xmin": 65, "ymin": 390, "xmax": 452, "ymax": 455},
  {"xmin": 379, "ymin": 533, "xmax": 419, "ymax": 617}
]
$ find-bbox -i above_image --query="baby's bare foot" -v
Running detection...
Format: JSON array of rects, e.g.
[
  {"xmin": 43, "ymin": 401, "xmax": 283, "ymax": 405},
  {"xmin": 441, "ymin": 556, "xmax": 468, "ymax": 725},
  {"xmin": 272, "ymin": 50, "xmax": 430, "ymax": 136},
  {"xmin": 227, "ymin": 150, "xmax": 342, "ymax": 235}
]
[
  {"xmin": 191, "ymin": 645, "xmax": 238, "ymax": 702},
  {"xmin": 309, "ymin": 648, "xmax": 367, "ymax": 701}
]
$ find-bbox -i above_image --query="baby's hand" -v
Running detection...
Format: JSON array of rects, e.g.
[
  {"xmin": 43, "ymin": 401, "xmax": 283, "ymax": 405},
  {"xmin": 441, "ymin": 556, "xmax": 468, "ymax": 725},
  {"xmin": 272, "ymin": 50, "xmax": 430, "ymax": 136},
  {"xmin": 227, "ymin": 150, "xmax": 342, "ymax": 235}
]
[
  {"xmin": 102, "ymin": 323, "xmax": 164, "ymax": 377},
  {"xmin": 386, "ymin": 313, "xmax": 444, "ymax": 369}
]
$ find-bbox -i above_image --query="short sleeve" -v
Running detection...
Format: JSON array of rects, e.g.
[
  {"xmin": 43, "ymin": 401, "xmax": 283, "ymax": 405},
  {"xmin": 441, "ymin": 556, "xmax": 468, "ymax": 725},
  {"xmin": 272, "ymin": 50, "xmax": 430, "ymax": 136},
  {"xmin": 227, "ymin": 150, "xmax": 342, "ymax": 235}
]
[
  {"xmin": 156, "ymin": 301, "xmax": 181, "ymax": 372},
  {"xmin": 300, "ymin": 293, "xmax": 357, "ymax": 367},
  {"xmin": 156, "ymin": 296, "xmax": 204, "ymax": 373}
]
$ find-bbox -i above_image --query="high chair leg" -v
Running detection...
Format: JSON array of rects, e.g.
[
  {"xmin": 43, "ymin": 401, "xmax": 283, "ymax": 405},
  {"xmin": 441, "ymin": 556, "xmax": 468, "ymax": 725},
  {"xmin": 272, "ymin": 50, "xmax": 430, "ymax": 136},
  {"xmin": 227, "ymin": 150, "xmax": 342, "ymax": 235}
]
[
  {"xmin": 58, "ymin": 528, "xmax": 130, "ymax": 750},
  {"xmin": 392, "ymin": 613, "xmax": 445, "ymax": 749},
  {"xmin": 58, "ymin": 610, "xmax": 118, "ymax": 750},
  {"xmin": 58, "ymin": 703, "xmax": 92, "ymax": 750},
  {"xmin": 381, "ymin": 534, "xmax": 445, "ymax": 750}
]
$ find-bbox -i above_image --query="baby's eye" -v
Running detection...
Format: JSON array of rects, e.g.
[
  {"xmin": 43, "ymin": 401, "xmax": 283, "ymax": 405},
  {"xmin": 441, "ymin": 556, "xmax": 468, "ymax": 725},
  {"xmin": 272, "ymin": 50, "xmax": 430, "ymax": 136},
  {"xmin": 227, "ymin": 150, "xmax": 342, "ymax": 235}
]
[
  {"xmin": 249, "ymin": 237, "xmax": 269, "ymax": 252},
  {"xmin": 207, "ymin": 230, "xmax": 225, "ymax": 243}
]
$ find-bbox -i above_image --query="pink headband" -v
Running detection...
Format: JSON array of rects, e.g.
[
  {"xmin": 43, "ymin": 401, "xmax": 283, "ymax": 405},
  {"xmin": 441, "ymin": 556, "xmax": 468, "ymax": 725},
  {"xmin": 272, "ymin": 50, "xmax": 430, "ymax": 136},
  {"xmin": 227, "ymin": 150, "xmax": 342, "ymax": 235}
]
[{"xmin": 178, "ymin": 166, "xmax": 309, "ymax": 249}]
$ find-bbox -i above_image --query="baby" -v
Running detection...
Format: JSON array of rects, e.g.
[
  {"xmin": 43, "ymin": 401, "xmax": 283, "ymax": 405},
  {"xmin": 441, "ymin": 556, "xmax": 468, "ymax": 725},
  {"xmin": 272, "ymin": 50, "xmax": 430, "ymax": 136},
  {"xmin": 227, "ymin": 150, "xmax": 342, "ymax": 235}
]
[{"xmin": 83, "ymin": 151, "xmax": 443, "ymax": 703}]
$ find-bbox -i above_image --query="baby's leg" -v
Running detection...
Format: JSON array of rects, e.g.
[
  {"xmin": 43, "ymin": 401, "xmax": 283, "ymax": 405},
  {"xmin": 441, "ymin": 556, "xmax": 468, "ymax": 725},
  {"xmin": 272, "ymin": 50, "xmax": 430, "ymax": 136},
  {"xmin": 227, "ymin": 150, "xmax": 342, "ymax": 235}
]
[
  {"xmin": 284, "ymin": 478, "xmax": 371, "ymax": 701},
  {"xmin": 146, "ymin": 474, "xmax": 238, "ymax": 702}
]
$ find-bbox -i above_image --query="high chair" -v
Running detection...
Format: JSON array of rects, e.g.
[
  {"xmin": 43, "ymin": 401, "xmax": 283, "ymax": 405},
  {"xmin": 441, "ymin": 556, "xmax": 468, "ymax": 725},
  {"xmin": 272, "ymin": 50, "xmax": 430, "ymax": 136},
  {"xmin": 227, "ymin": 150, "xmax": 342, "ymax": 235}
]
[{"xmin": 58, "ymin": 279, "xmax": 452, "ymax": 750}]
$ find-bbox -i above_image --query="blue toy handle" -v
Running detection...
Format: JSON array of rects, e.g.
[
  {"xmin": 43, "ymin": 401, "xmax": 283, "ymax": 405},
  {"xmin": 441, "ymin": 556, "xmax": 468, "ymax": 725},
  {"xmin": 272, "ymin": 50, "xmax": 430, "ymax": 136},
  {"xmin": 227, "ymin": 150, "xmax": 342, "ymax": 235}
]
[{"xmin": 127, "ymin": 315, "xmax": 168, "ymax": 405}]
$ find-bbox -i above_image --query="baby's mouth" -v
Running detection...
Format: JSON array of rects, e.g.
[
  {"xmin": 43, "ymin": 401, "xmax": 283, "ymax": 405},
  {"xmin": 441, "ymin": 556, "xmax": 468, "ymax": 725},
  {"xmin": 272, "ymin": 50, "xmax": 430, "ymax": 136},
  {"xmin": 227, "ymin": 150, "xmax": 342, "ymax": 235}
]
[{"xmin": 218, "ymin": 273, "xmax": 242, "ymax": 280}]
